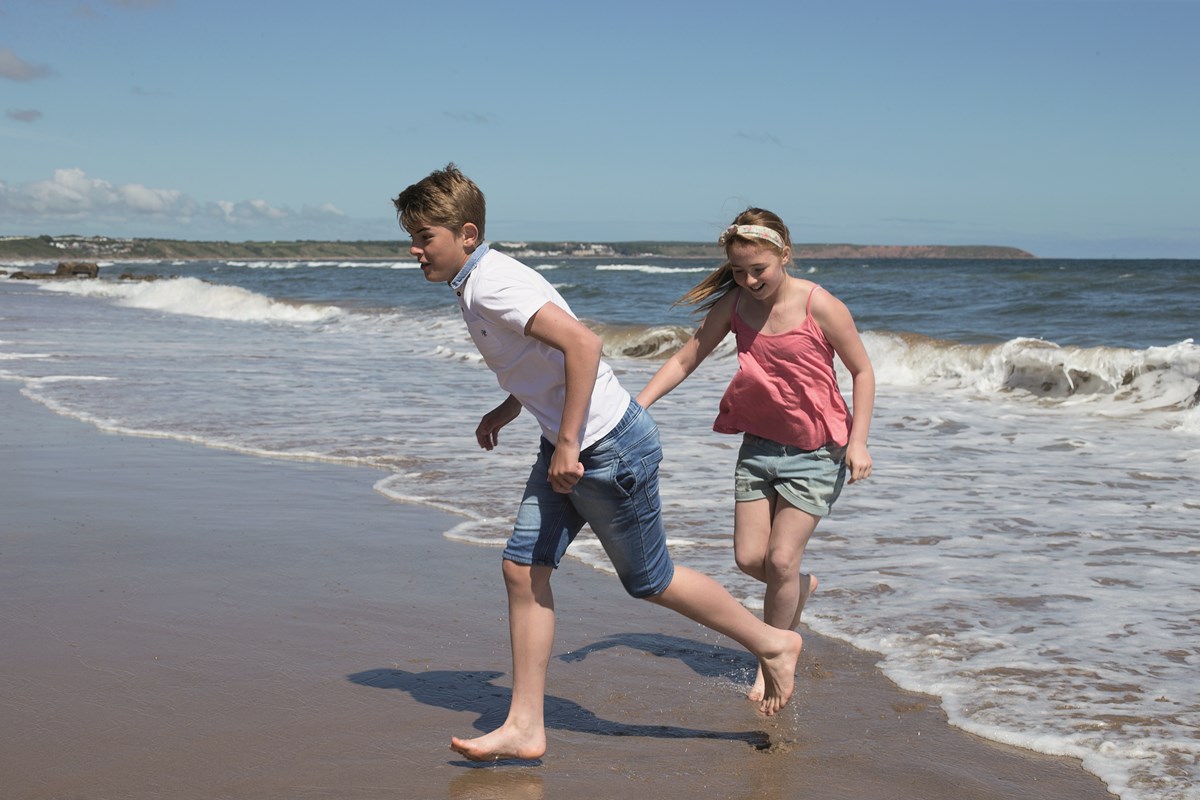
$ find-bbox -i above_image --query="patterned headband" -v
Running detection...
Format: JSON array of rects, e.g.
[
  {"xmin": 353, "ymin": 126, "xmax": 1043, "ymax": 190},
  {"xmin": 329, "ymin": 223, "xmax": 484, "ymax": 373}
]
[{"xmin": 718, "ymin": 224, "xmax": 786, "ymax": 251}]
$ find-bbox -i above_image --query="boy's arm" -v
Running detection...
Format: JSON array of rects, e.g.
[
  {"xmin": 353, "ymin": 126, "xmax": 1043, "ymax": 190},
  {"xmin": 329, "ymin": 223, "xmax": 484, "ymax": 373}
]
[
  {"xmin": 524, "ymin": 301, "xmax": 602, "ymax": 494},
  {"xmin": 476, "ymin": 394, "xmax": 522, "ymax": 451},
  {"xmin": 636, "ymin": 292, "xmax": 734, "ymax": 408}
]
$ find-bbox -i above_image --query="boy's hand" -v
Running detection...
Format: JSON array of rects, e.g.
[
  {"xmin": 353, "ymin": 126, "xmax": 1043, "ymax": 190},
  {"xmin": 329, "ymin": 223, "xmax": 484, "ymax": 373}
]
[
  {"xmin": 548, "ymin": 443, "xmax": 584, "ymax": 493},
  {"xmin": 476, "ymin": 397, "xmax": 522, "ymax": 451}
]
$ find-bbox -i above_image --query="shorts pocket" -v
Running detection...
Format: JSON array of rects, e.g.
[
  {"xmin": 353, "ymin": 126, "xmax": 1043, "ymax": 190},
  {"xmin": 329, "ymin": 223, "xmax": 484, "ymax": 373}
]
[{"xmin": 613, "ymin": 446, "xmax": 663, "ymax": 499}]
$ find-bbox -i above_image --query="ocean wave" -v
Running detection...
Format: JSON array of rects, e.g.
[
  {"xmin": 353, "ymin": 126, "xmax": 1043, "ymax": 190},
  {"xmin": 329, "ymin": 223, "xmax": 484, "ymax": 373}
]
[
  {"xmin": 29, "ymin": 271, "xmax": 1200, "ymax": 429},
  {"xmin": 867, "ymin": 332, "xmax": 1200, "ymax": 423},
  {"xmin": 594, "ymin": 323, "xmax": 695, "ymax": 359},
  {"xmin": 594, "ymin": 321, "xmax": 1200, "ymax": 426},
  {"xmin": 595, "ymin": 263, "xmax": 710, "ymax": 274},
  {"xmin": 37, "ymin": 276, "xmax": 342, "ymax": 324},
  {"xmin": 233, "ymin": 260, "xmax": 416, "ymax": 270}
]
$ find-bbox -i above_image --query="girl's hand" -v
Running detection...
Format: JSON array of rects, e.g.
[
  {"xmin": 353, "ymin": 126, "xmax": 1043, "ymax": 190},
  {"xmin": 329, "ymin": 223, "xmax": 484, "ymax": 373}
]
[{"xmin": 846, "ymin": 442, "xmax": 873, "ymax": 483}]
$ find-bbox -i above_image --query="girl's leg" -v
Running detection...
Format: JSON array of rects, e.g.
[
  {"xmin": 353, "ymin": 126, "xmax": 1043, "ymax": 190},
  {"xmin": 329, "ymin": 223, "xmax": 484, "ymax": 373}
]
[
  {"xmin": 450, "ymin": 560, "xmax": 555, "ymax": 761},
  {"xmin": 732, "ymin": 496, "xmax": 775, "ymax": 582},
  {"xmin": 736, "ymin": 497, "xmax": 820, "ymax": 701},
  {"xmin": 646, "ymin": 565, "xmax": 803, "ymax": 716},
  {"xmin": 760, "ymin": 502, "xmax": 820, "ymax": 631}
]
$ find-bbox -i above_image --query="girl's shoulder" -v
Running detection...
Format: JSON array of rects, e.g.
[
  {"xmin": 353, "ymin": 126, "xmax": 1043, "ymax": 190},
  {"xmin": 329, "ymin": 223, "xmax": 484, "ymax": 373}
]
[
  {"xmin": 805, "ymin": 282, "xmax": 854, "ymax": 328},
  {"xmin": 702, "ymin": 285, "xmax": 739, "ymax": 317},
  {"xmin": 804, "ymin": 281, "xmax": 846, "ymax": 308}
]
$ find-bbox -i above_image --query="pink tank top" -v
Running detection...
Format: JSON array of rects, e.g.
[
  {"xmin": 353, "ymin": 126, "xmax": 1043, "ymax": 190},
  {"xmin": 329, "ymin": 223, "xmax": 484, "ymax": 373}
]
[{"xmin": 712, "ymin": 285, "xmax": 851, "ymax": 449}]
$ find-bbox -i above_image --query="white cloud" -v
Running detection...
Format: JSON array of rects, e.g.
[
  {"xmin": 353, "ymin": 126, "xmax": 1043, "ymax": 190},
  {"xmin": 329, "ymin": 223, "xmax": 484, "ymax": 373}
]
[
  {"xmin": 0, "ymin": 168, "xmax": 349, "ymax": 238},
  {"xmin": 6, "ymin": 108, "xmax": 43, "ymax": 122},
  {"xmin": 0, "ymin": 48, "xmax": 56, "ymax": 82},
  {"xmin": 303, "ymin": 203, "xmax": 346, "ymax": 218},
  {"xmin": 118, "ymin": 182, "xmax": 186, "ymax": 214},
  {"xmin": 735, "ymin": 130, "xmax": 785, "ymax": 147},
  {"xmin": 0, "ymin": 168, "xmax": 192, "ymax": 219},
  {"xmin": 444, "ymin": 110, "xmax": 496, "ymax": 125},
  {"xmin": 212, "ymin": 198, "xmax": 288, "ymax": 222}
]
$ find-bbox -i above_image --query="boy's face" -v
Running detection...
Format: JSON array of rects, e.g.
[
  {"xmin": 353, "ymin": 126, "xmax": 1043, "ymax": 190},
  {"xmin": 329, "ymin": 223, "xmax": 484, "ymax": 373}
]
[{"xmin": 408, "ymin": 222, "xmax": 477, "ymax": 283}]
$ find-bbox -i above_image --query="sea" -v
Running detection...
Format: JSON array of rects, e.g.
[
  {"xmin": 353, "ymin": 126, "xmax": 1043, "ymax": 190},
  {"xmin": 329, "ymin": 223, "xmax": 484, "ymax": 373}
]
[{"xmin": 2, "ymin": 252, "xmax": 1197, "ymax": 800}]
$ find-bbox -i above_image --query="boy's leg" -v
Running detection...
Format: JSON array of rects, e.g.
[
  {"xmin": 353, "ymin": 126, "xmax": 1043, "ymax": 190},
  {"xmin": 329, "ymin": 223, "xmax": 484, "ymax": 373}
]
[
  {"xmin": 574, "ymin": 404, "xmax": 803, "ymax": 716},
  {"xmin": 450, "ymin": 560, "xmax": 555, "ymax": 761},
  {"xmin": 646, "ymin": 567, "xmax": 803, "ymax": 716},
  {"xmin": 452, "ymin": 440, "xmax": 582, "ymax": 761}
]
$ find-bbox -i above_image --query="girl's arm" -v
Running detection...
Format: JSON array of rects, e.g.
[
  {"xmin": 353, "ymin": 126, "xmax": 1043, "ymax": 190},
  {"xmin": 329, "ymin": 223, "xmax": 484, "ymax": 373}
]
[
  {"xmin": 812, "ymin": 290, "xmax": 875, "ymax": 483},
  {"xmin": 524, "ymin": 301, "xmax": 603, "ymax": 494},
  {"xmin": 636, "ymin": 291, "xmax": 735, "ymax": 408}
]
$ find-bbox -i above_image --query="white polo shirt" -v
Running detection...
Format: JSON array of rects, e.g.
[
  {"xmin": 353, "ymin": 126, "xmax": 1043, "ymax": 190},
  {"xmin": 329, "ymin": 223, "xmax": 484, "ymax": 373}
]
[{"xmin": 457, "ymin": 248, "xmax": 629, "ymax": 449}]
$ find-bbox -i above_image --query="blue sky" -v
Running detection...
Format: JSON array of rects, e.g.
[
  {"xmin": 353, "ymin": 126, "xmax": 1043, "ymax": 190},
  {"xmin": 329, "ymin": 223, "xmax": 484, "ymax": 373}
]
[{"xmin": 1, "ymin": 0, "xmax": 1197, "ymax": 257}]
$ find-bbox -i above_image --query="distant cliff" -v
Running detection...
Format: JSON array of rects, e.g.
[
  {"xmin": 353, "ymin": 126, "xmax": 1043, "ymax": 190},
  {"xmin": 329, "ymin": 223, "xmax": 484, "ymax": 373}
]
[{"xmin": 0, "ymin": 235, "xmax": 1036, "ymax": 262}]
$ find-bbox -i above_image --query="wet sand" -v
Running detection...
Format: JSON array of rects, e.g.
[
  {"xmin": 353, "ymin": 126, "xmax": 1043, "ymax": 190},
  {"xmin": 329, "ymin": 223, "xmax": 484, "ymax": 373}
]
[{"xmin": 0, "ymin": 386, "xmax": 1115, "ymax": 799}]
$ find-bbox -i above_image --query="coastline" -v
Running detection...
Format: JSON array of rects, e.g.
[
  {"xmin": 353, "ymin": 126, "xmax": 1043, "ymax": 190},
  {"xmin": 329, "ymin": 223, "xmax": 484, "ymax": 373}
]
[
  {"xmin": 1, "ymin": 385, "xmax": 1113, "ymax": 799},
  {"xmin": 0, "ymin": 235, "xmax": 1036, "ymax": 262}
]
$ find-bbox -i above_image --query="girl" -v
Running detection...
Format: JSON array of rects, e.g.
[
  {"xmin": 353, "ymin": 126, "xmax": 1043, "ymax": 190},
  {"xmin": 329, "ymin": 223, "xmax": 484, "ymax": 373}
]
[{"xmin": 637, "ymin": 208, "xmax": 875, "ymax": 701}]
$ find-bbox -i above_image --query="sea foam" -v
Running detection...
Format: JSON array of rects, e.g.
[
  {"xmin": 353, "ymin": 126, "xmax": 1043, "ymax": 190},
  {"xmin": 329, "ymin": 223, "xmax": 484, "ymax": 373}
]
[{"xmin": 40, "ymin": 276, "xmax": 342, "ymax": 324}]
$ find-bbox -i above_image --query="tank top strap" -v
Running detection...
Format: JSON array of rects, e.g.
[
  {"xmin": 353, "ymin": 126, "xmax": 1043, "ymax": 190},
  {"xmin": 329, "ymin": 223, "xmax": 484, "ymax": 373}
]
[
  {"xmin": 806, "ymin": 284, "xmax": 823, "ymax": 315},
  {"xmin": 730, "ymin": 287, "xmax": 745, "ymax": 330}
]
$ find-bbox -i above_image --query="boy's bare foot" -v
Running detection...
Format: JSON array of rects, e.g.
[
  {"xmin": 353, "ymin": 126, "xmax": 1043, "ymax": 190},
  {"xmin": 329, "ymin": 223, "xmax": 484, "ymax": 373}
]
[
  {"xmin": 748, "ymin": 573, "xmax": 818, "ymax": 702},
  {"xmin": 757, "ymin": 629, "xmax": 803, "ymax": 716},
  {"xmin": 450, "ymin": 724, "xmax": 546, "ymax": 762}
]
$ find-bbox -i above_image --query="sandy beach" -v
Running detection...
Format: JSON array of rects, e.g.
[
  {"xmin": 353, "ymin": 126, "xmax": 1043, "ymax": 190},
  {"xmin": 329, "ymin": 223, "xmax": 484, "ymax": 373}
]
[{"xmin": 1, "ymin": 385, "xmax": 1115, "ymax": 800}]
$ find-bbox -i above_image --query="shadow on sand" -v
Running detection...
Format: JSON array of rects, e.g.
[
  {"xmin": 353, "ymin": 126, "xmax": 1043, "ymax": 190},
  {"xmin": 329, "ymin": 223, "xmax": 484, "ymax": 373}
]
[
  {"xmin": 557, "ymin": 631, "xmax": 757, "ymax": 681},
  {"xmin": 348, "ymin": 631, "xmax": 768, "ymax": 765}
]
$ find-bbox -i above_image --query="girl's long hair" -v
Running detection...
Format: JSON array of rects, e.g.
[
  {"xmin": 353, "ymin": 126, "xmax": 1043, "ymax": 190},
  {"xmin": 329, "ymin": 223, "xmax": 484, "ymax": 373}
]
[{"xmin": 677, "ymin": 208, "xmax": 792, "ymax": 312}]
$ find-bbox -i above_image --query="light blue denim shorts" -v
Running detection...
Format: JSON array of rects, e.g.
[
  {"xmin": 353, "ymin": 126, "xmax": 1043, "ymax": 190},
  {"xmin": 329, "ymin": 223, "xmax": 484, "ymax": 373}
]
[
  {"xmin": 504, "ymin": 400, "xmax": 675, "ymax": 598},
  {"xmin": 734, "ymin": 433, "xmax": 847, "ymax": 517}
]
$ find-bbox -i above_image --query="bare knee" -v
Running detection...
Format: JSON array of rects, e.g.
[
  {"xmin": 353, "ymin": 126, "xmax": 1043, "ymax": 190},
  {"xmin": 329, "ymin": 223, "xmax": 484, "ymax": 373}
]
[
  {"xmin": 501, "ymin": 558, "xmax": 528, "ymax": 585},
  {"xmin": 764, "ymin": 550, "xmax": 802, "ymax": 584},
  {"xmin": 502, "ymin": 559, "xmax": 552, "ymax": 601},
  {"xmin": 735, "ymin": 552, "xmax": 767, "ymax": 581}
]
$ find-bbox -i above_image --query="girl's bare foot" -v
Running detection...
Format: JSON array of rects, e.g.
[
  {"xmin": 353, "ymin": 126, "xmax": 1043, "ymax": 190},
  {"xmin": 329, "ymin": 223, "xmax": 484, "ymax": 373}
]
[
  {"xmin": 748, "ymin": 661, "xmax": 768, "ymax": 703},
  {"xmin": 793, "ymin": 573, "xmax": 819, "ymax": 624},
  {"xmin": 748, "ymin": 573, "xmax": 818, "ymax": 702},
  {"xmin": 449, "ymin": 723, "xmax": 546, "ymax": 762}
]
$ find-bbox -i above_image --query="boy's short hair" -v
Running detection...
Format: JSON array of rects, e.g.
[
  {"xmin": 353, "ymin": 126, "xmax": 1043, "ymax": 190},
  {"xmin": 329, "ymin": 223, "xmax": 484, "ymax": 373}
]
[{"xmin": 393, "ymin": 163, "xmax": 486, "ymax": 239}]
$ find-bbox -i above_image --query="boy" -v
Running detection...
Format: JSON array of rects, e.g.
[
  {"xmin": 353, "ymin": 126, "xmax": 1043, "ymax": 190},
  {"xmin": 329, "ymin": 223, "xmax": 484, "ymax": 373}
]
[{"xmin": 393, "ymin": 164, "xmax": 803, "ymax": 762}]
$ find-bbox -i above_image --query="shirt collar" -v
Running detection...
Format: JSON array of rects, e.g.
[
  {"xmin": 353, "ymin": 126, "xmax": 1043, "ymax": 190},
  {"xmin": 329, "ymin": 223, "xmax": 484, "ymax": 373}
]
[{"xmin": 449, "ymin": 242, "xmax": 490, "ymax": 291}]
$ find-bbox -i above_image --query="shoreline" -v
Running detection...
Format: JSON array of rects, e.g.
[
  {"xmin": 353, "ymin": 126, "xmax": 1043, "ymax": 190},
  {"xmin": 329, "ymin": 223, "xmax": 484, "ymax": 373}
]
[{"xmin": 1, "ymin": 385, "xmax": 1114, "ymax": 799}]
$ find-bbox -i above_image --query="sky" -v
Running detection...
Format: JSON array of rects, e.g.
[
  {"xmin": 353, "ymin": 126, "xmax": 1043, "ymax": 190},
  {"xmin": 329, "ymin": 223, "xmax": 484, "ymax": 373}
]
[{"xmin": 1, "ymin": 0, "xmax": 1197, "ymax": 258}]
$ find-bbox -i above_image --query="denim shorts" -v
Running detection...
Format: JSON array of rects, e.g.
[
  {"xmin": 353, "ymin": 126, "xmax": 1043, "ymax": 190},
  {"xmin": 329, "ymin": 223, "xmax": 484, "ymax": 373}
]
[
  {"xmin": 734, "ymin": 433, "xmax": 847, "ymax": 517},
  {"xmin": 504, "ymin": 400, "xmax": 675, "ymax": 598}
]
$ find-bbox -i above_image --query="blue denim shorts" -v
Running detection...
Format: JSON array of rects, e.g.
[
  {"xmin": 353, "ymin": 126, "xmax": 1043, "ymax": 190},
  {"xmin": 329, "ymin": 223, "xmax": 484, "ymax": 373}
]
[
  {"xmin": 734, "ymin": 433, "xmax": 847, "ymax": 517},
  {"xmin": 504, "ymin": 400, "xmax": 675, "ymax": 598}
]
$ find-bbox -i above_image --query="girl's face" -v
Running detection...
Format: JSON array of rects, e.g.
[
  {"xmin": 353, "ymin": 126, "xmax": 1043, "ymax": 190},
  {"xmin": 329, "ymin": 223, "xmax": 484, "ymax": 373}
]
[{"xmin": 727, "ymin": 239, "xmax": 790, "ymax": 302}]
